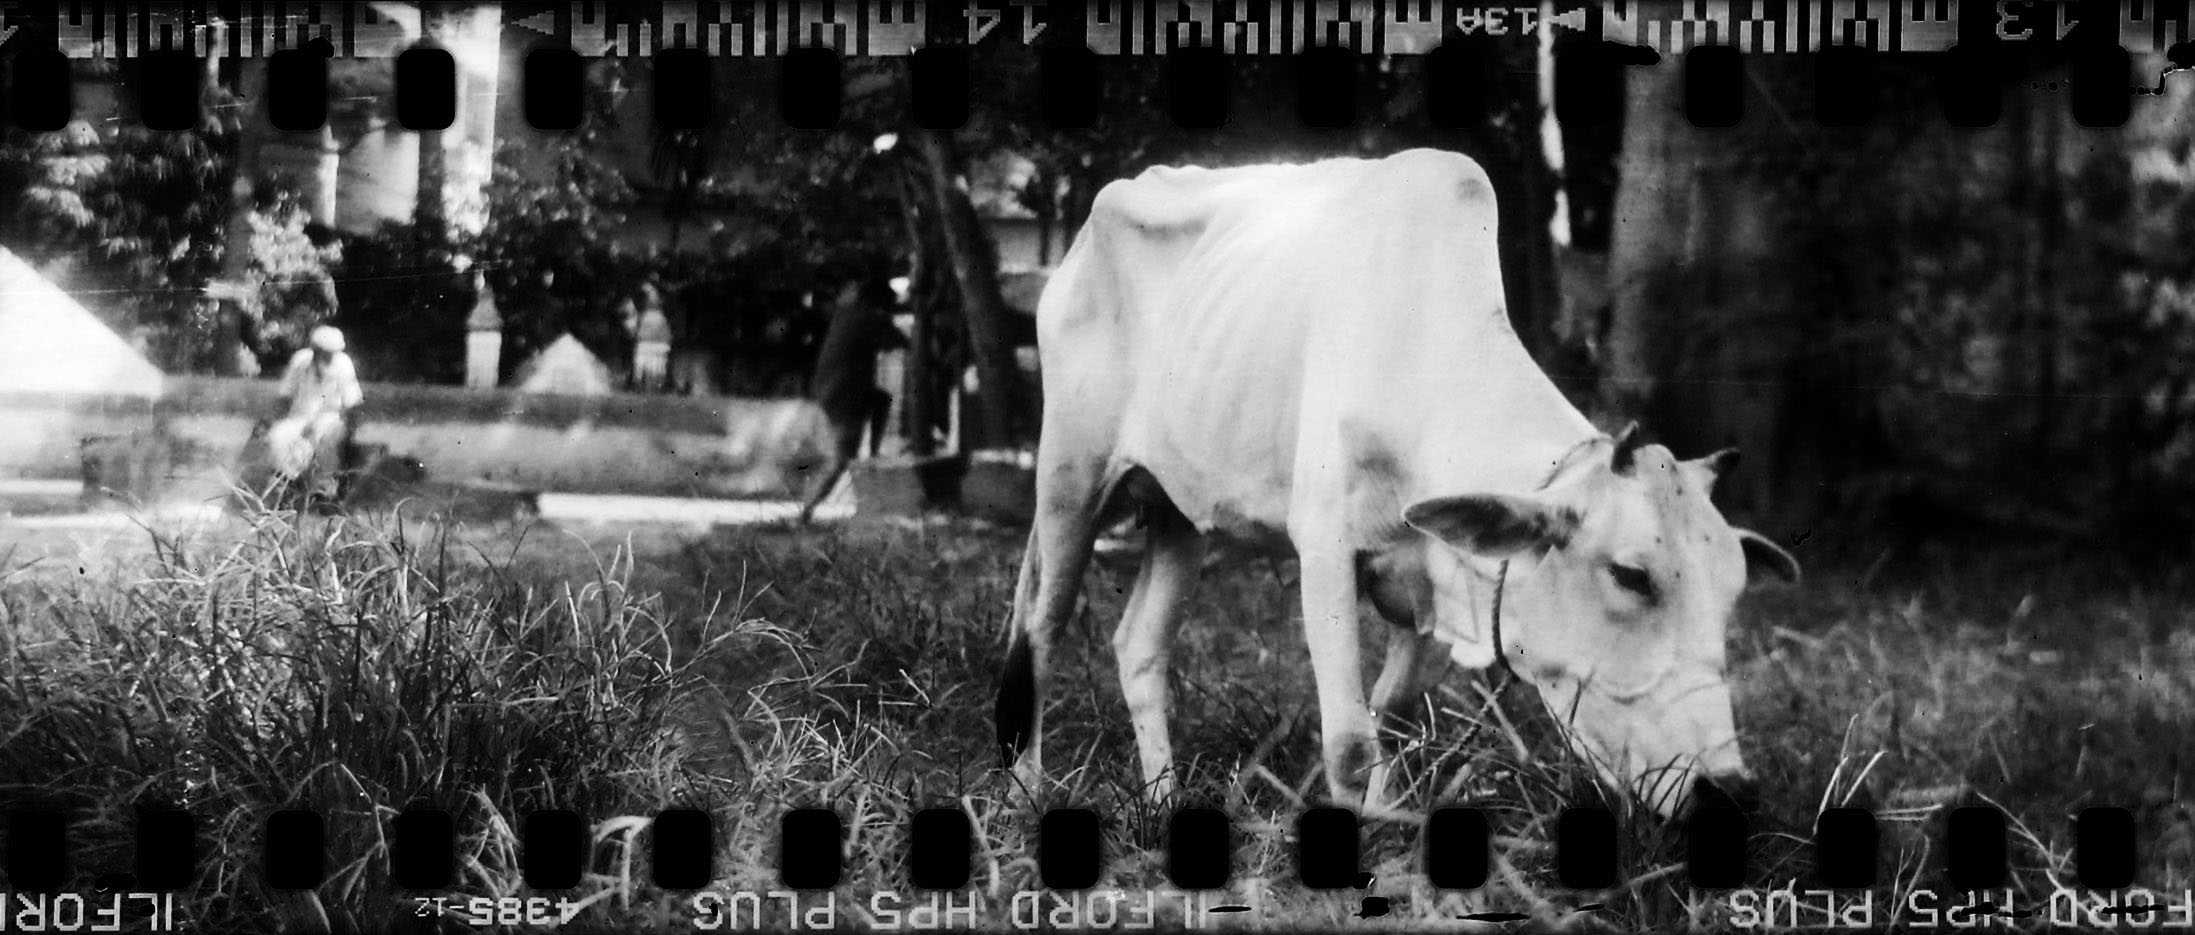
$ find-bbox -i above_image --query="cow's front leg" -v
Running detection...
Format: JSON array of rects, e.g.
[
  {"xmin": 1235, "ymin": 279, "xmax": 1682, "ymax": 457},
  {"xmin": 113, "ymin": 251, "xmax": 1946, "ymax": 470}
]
[{"xmin": 1299, "ymin": 548, "xmax": 1384, "ymax": 809}]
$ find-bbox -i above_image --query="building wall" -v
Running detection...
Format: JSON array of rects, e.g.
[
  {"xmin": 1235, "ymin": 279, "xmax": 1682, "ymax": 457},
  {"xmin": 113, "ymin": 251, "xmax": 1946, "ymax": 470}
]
[
  {"xmin": 329, "ymin": 120, "xmax": 419, "ymax": 233},
  {"xmin": 301, "ymin": 6, "xmax": 498, "ymax": 236}
]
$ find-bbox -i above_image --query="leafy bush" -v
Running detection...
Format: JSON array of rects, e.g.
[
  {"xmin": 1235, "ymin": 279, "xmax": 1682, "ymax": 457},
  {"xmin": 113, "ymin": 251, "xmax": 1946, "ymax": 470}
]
[
  {"xmin": 240, "ymin": 183, "xmax": 344, "ymax": 368},
  {"xmin": 0, "ymin": 117, "xmax": 337, "ymax": 378},
  {"xmin": 0, "ymin": 121, "xmax": 231, "ymax": 371}
]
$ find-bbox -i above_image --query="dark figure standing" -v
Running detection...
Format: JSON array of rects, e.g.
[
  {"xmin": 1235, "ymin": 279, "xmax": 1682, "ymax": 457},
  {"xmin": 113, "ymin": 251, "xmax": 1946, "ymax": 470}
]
[{"xmin": 798, "ymin": 281, "xmax": 908, "ymax": 523}]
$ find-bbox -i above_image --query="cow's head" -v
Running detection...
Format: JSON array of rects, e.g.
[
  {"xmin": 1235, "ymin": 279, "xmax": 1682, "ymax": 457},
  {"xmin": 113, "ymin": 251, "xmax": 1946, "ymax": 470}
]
[{"xmin": 1402, "ymin": 424, "xmax": 1799, "ymax": 817}]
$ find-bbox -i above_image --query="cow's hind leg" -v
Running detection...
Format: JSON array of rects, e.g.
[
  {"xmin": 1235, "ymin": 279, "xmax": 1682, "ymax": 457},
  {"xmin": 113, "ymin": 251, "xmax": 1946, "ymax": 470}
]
[
  {"xmin": 1369, "ymin": 628, "xmax": 1457, "ymax": 731},
  {"xmin": 1365, "ymin": 629, "xmax": 1456, "ymax": 799},
  {"xmin": 1112, "ymin": 497, "xmax": 1206, "ymax": 808},
  {"xmin": 994, "ymin": 462, "xmax": 1106, "ymax": 799}
]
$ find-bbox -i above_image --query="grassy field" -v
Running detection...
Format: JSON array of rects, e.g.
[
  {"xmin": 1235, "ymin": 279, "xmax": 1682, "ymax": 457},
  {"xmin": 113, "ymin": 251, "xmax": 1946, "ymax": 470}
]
[{"xmin": 1, "ymin": 505, "xmax": 2191, "ymax": 933}]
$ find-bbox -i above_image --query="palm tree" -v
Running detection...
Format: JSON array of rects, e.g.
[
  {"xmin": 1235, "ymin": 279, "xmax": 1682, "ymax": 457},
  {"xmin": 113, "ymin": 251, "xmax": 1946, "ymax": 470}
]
[
  {"xmin": 208, "ymin": 19, "xmax": 270, "ymax": 376},
  {"xmin": 650, "ymin": 122, "xmax": 720, "ymax": 275},
  {"xmin": 907, "ymin": 129, "xmax": 1019, "ymax": 450}
]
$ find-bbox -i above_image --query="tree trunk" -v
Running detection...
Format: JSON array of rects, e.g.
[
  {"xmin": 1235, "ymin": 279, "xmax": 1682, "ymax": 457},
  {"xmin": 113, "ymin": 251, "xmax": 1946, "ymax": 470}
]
[
  {"xmin": 415, "ymin": 122, "xmax": 447, "ymax": 247},
  {"xmin": 1509, "ymin": 0, "xmax": 1563, "ymax": 371},
  {"xmin": 210, "ymin": 35, "xmax": 264, "ymax": 376},
  {"xmin": 1033, "ymin": 167, "xmax": 1056, "ymax": 265},
  {"xmin": 414, "ymin": 9, "xmax": 459, "ymax": 249},
  {"xmin": 1064, "ymin": 166, "xmax": 1100, "ymax": 254},
  {"xmin": 911, "ymin": 129, "xmax": 1018, "ymax": 450},
  {"xmin": 891, "ymin": 158, "xmax": 941, "ymax": 456},
  {"xmin": 1509, "ymin": 146, "xmax": 1562, "ymax": 369},
  {"xmin": 1604, "ymin": 55, "xmax": 1688, "ymax": 422},
  {"xmin": 2033, "ymin": 95, "xmax": 2062, "ymax": 455},
  {"xmin": 1606, "ymin": 55, "xmax": 1819, "ymax": 526}
]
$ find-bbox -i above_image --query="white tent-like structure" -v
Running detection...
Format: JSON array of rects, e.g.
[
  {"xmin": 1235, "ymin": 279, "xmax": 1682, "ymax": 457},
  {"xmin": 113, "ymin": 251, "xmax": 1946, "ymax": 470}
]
[
  {"xmin": 0, "ymin": 247, "xmax": 164, "ymax": 397},
  {"xmin": 512, "ymin": 333, "xmax": 614, "ymax": 396}
]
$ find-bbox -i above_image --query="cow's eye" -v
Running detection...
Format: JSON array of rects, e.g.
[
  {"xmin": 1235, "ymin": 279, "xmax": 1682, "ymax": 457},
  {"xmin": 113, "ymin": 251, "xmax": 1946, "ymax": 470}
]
[{"xmin": 1609, "ymin": 562, "xmax": 1656, "ymax": 599}]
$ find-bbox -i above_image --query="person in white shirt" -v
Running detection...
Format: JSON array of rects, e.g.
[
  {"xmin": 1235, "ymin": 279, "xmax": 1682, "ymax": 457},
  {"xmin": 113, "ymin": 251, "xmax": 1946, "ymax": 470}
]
[{"xmin": 265, "ymin": 325, "xmax": 364, "ymax": 503}]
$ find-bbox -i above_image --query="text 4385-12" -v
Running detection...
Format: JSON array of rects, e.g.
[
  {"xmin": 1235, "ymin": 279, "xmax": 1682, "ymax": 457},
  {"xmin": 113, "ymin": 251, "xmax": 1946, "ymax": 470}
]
[{"xmin": 412, "ymin": 896, "xmax": 584, "ymax": 927}]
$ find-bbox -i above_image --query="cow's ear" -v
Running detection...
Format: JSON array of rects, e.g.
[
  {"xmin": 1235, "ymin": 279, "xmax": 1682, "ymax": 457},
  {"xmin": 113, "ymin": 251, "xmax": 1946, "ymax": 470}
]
[
  {"xmin": 1736, "ymin": 529, "xmax": 1800, "ymax": 587},
  {"xmin": 1404, "ymin": 494, "xmax": 1579, "ymax": 558}
]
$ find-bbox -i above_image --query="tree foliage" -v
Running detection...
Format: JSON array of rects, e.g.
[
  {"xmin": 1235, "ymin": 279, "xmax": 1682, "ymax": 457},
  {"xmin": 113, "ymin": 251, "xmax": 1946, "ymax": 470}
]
[
  {"xmin": 0, "ymin": 60, "xmax": 349, "ymax": 376},
  {"xmin": 239, "ymin": 186, "xmax": 344, "ymax": 368},
  {"xmin": 1, "ymin": 118, "xmax": 231, "ymax": 370}
]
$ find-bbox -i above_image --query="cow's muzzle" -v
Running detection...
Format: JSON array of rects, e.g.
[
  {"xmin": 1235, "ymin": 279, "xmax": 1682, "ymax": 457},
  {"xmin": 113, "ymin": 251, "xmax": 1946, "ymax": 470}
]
[{"xmin": 1690, "ymin": 773, "xmax": 1763, "ymax": 817}]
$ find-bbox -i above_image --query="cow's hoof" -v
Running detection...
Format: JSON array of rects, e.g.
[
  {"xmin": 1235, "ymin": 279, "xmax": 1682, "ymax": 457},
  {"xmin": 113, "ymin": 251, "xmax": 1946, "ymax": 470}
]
[
  {"xmin": 1362, "ymin": 762, "xmax": 1398, "ymax": 815},
  {"xmin": 1324, "ymin": 733, "xmax": 1384, "ymax": 810},
  {"xmin": 1007, "ymin": 758, "xmax": 1048, "ymax": 806}
]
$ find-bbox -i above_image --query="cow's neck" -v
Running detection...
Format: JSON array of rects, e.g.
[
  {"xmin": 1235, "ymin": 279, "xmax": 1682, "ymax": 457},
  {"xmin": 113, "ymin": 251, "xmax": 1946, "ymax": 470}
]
[
  {"xmin": 1386, "ymin": 313, "xmax": 1601, "ymax": 500},
  {"xmin": 1338, "ymin": 340, "xmax": 1599, "ymax": 557},
  {"xmin": 1410, "ymin": 398, "xmax": 1599, "ymax": 503}
]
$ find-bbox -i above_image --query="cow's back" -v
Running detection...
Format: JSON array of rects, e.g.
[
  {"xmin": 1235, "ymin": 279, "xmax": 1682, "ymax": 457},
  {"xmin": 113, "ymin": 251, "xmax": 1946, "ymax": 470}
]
[{"xmin": 1038, "ymin": 149, "xmax": 1586, "ymax": 534}]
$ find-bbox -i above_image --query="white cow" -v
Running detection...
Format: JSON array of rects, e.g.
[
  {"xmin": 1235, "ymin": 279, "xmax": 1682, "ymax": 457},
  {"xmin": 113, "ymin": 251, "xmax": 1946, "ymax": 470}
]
[{"xmin": 991, "ymin": 149, "xmax": 1800, "ymax": 817}]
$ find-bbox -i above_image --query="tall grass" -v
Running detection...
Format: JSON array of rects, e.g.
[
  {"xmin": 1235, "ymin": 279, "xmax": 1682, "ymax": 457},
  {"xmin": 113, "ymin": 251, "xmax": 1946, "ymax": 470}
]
[
  {"xmin": 669, "ymin": 524, "xmax": 2195, "ymax": 932},
  {"xmin": 3, "ymin": 512, "xmax": 2189, "ymax": 932},
  {"xmin": 0, "ymin": 505, "xmax": 769, "ymax": 933}
]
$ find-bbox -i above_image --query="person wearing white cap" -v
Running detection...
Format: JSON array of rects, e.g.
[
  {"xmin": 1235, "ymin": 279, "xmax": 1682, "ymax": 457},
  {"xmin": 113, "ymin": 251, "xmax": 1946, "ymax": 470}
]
[{"xmin": 264, "ymin": 324, "xmax": 365, "ymax": 504}]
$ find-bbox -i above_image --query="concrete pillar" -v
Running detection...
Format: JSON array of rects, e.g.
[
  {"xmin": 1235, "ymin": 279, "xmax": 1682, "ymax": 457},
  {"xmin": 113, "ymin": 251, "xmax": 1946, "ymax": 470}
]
[
  {"xmin": 432, "ymin": 3, "xmax": 501, "ymax": 237},
  {"xmin": 466, "ymin": 332, "xmax": 501, "ymax": 388},
  {"xmin": 312, "ymin": 125, "xmax": 339, "ymax": 226},
  {"xmin": 330, "ymin": 4, "xmax": 498, "ymax": 237},
  {"xmin": 465, "ymin": 272, "xmax": 502, "ymax": 389}
]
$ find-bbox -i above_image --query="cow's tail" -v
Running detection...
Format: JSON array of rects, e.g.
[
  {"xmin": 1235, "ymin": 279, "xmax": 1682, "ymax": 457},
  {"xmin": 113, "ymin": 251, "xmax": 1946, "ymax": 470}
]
[{"xmin": 993, "ymin": 526, "xmax": 1042, "ymax": 769}]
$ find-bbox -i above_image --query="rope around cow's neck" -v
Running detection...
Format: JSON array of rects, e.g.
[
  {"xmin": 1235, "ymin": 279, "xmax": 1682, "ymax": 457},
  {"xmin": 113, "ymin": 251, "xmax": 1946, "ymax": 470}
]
[
  {"xmin": 1489, "ymin": 558, "xmax": 1516, "ymax": 701},
  {"xmin": 1484, "ymin": 431, "xmax": 1606, "ymax": 704}
]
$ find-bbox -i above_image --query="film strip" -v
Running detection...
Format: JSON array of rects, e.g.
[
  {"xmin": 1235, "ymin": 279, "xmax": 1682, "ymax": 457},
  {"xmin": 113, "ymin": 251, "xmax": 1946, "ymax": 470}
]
[
  {"xmin": 1, "ymin": 1, "xmax": 2192, "ymax": 933},
  {"xmin": 0, "ymin": 1, "xmax": 2188, "ymax": 131},
  {"xmin": 0, "ymin": 0, "xmax": 2191, "ymax": 56},
  {"xmin": 0, "ymin": 801, "xmax": 2166, "ymax": 920}
]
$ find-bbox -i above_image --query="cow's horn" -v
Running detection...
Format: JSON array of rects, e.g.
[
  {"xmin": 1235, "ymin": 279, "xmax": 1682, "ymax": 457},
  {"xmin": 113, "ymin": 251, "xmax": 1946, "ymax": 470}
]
[{"xmin": 1610, "ymin": 422, "xmax": 1644, "ymax": 474}]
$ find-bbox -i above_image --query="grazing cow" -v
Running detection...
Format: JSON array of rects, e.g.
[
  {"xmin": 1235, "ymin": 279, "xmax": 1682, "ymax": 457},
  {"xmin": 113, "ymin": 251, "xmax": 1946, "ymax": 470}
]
[{"xmin": 991, "ymin": 149, "xmax": 1800, "ymax": 817}]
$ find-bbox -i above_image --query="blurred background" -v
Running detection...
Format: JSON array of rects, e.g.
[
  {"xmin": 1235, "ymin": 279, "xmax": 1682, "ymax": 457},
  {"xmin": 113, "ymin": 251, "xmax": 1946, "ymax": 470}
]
[
  {"xmin": 4, "ymin": 7, "xmax": 2195, "ymax": 929},
  {"xmin": 1, "ymin": 0, "xmax": 2192, "ymax": 557}
]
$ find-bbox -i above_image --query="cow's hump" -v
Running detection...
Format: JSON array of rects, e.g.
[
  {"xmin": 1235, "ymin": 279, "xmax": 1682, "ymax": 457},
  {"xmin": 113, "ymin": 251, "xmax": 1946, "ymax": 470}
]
[{"xmin": 1090, "ymin": 148, "xmax": 1492, "ymax": 236}]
